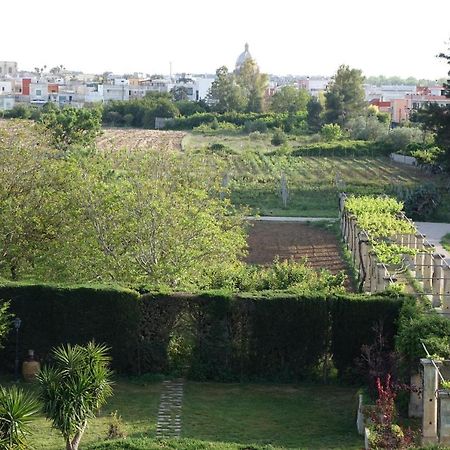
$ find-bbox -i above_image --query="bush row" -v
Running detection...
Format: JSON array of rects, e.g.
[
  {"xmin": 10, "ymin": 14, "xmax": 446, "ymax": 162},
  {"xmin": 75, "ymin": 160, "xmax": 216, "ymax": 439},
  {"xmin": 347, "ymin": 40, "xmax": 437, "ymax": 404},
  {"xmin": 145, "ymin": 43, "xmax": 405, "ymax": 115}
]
[
  {"xmin": 291, "ymin": 140, "xmax": 390, "ymax": 157},
  {"xmin": 165, "ymin": 111, "xmax": 307, "ymax": 132},
  {"xmin": 0, "ymin": 282, "xmax": 403, "ymax": 381}
]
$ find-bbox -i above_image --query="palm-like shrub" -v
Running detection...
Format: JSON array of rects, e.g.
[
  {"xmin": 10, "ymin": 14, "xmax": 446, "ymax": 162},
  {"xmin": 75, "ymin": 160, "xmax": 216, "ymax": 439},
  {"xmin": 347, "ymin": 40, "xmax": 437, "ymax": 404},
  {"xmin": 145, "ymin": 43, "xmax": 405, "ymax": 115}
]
[
  {"xmin": 0, "ymin": 385, "xmax": 39, "ymax": 449},
  {"xmin": 38, "ymin": 342, "xmax": 113, "ymax": 450}
]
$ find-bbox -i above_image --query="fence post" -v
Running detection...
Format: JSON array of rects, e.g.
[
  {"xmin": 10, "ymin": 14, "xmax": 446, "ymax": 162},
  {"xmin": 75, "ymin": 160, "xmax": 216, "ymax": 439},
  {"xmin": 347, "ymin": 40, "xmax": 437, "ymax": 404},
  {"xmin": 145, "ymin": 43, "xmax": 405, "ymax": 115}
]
[
  {"xmin": 376, "ymin": 263, "xmax": 387, "ymax": 292},
  {"xmin": 415, "ymin": 235, "xmax": 425, "ymax": 279},
  {"xmin": 421, "ymin": 358, "xmax": 439, "ymax": 445}
]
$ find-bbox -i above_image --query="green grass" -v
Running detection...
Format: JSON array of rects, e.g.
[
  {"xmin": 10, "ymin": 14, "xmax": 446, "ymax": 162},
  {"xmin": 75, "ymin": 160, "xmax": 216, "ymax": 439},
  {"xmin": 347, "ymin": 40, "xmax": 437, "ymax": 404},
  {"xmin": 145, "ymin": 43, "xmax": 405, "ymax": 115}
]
[
  {"xmin": 441, "ymin": 233, "xmax": 450, "ymax": 252},
  {"xmin": 184, "ymin": 132, "xmax": 449, "ymax": 220},
  {"xmin": 9, "ymin": 377, "xmax": 161, "ymax": 450},
  {"xmin": 10, "ymin": 378, "xmax": 362, "ymax": 449},
  {"xmin": 182, "ymin": 382, "xmax": 362, "ymax": 449}
]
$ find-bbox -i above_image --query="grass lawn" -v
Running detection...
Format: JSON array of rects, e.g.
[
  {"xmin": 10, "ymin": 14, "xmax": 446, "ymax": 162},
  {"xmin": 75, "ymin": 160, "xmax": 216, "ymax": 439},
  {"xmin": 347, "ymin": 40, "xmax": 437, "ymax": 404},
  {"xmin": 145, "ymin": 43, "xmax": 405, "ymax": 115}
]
[
  {"xmin": 183, "ymin": 132, "xmax": 449, "ymax": 220},
  {"xmin": 11, "ymin": 377, "xmax": 161, "ymax": 450},
  {"xmin": 442, "ymin": 233, "xmax": 450, "ymax": 252},
  {"xmin": 11, "ymin": 378, "xmax": 362, "ymax": 449}
]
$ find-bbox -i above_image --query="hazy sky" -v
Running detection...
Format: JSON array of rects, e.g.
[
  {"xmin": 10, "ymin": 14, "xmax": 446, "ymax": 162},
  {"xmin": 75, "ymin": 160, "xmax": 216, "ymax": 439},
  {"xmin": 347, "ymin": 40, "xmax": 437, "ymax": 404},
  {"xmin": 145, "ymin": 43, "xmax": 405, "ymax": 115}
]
[{"xmin": 4, "ymin": 0, "xmax": 450, "ymax": 79}]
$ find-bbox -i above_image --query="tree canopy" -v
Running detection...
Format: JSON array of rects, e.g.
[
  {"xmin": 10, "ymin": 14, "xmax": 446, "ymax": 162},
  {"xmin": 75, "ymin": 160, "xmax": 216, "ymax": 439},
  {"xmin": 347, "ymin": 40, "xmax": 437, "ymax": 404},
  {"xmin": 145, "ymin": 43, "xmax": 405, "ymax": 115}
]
[
  {"xmin": 325, "ymin": 64, "xmax": 366, "ymax": 125},
  {"xmin": 269, "ymin": 86, "xmax": 310, "ymax": 114}
]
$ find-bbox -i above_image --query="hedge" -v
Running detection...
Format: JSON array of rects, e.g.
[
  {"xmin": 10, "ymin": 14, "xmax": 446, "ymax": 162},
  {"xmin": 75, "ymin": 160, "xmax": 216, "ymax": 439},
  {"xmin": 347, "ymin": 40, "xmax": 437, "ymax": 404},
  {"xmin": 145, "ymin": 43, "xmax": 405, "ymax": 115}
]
[
  {"xmin": 0, "ymin": 283, "xmax": 404, "ymax": 381},
  {"xmin": 165, "ymin": 112, "xmax": 306, "ymax": 131},
  {"xmin": 291, "ymin": 140, "xmax": 388, "ymax": 157},
  {"xmin": 0, "ymin": 281, "xmax": 140, "ymax": 373}
]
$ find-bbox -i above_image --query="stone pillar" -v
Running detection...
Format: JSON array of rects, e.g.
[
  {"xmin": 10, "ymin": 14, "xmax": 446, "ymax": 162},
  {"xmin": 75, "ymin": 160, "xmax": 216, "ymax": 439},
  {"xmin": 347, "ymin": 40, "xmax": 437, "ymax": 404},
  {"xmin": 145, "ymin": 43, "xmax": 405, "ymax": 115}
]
[
  {"xmin": 370, "ymin": 254, "xmax": 378, "ymax": 293},
  {"xmin": 442, "ymin": 266, "xmax": 450, "ymax": 312},
  {"xmin": 408, "ymin": 373, "xmax": 423, "ymax": 418},
  {"xmin": 415, "ymin": 235, "xmax": 425, "ymax": 278},
  {"xmin": 423, "ymin": 245, "xmax": 434, "ymax": 292},
  {"xmin": 432, "ymin": 254, "xmax": 444, "ymax": 307},
  {"xmin": 421, "ymin": 358, "xmax": 439, "ymax": 445},
  {"xmin": 360, "ymin": 240, "xmax": 370, "ymax": 291},
  {"xmin": 438, "ymin": 389, "xmax": 450, "ymax": 445},
  {"xmin": 377, "ymin": 263, "xmax": 388, "ymax": 292}
]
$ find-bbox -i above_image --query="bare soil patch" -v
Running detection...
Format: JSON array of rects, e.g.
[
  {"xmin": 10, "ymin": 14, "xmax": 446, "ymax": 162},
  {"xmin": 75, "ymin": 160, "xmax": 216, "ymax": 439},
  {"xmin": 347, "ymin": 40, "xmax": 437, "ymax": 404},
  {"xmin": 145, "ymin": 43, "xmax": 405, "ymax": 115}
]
[
  {"xmin": 246, "ymin": 221, "xmax": 348, "ymax": 276},
  {"xmin": 97, "ymin": 128, "xmax": 186, "ymax": 152}
]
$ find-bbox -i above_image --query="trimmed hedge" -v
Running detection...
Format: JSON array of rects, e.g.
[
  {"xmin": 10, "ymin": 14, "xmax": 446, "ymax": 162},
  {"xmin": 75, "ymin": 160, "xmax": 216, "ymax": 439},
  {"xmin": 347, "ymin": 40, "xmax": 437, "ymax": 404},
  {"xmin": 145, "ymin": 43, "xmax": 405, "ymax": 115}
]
[
  {"xmin": 0, "ymin": 281, "xmax": 140, "ymax": 373},
  {"xmin": 0, "ymin": 283, "xmax": 404, "ymax": 381}
]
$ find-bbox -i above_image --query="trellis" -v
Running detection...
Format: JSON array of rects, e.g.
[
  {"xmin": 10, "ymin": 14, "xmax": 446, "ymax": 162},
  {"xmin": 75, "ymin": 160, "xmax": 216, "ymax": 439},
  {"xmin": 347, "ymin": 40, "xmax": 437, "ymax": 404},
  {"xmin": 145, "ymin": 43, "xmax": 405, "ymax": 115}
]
[{"xmin": 339, "ymin": 193, "xmax": 450, "ymax": 316}]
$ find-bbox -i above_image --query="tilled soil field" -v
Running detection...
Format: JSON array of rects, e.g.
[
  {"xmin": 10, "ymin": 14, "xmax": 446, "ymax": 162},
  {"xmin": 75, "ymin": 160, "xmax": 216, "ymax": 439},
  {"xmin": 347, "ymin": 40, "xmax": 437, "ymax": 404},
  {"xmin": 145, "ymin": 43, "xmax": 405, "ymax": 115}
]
[
  {"xmin": 97, "ymin": 128, "xmax": 186, "ymax": 152},
  {"xmin": 246, "ymin": 221, "xmax": 348, "ymax": 276}
]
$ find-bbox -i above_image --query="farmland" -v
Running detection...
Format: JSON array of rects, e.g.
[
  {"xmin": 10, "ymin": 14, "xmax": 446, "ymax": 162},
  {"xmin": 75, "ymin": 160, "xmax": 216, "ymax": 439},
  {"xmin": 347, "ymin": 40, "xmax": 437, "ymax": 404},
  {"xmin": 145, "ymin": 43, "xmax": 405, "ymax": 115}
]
[
  {"xmin": 184, "ymin": 132, "xmax": 450, "ymax": 219},
  {"xmin": 97, "ymin": 128, "xmax": 186, "ymax": 152}
]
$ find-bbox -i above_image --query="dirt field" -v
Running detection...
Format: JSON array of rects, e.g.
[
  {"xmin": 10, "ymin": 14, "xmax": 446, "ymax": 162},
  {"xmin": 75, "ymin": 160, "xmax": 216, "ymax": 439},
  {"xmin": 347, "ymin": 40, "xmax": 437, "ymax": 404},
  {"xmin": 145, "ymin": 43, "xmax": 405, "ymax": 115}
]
[
  {"xmin": 246, "ymin": 221, "xmax": 348, "ymax": 276},
  {"xmin": 97, "ymin": 128, "xmax": 186, "ymax": 152}
]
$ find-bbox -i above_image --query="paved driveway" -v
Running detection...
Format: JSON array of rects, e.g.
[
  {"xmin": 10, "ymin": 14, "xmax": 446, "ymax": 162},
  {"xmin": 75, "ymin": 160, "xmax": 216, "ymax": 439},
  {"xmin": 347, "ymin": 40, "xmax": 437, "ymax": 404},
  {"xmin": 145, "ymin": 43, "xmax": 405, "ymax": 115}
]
[{"xmin": 415, "ymin": 222, "xmax": 450, "ymax": 262}]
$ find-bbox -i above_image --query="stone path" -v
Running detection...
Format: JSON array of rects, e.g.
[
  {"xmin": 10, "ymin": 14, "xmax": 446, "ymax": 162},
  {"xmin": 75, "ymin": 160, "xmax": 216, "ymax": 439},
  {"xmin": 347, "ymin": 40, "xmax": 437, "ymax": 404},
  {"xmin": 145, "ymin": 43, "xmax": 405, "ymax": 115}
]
[
  {"xmin": 246, "ymin": 216, "xmax": 337, "ymax": 222},
  {"xmin": 156, "ymin": 379, "xmax": 184, "ymax": 439},
  {"xmin": 415, "ymin": 222, "xmax": 450, "ymax": 263}
]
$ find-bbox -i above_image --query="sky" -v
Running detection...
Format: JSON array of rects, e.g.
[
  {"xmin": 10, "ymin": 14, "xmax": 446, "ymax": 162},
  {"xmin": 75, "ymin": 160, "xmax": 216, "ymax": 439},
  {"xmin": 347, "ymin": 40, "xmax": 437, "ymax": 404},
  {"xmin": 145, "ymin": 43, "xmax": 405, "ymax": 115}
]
[{"xmin": 3, "ymin": 0, "xmax": 450, "ymax": 80}]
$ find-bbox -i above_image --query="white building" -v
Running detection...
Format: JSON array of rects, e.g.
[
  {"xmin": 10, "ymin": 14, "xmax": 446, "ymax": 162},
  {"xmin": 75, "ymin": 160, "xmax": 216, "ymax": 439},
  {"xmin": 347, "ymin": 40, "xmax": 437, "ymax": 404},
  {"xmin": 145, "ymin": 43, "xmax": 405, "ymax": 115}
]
[
  {"xmin": 0, "ymin": 81, "xmax": 13, "ymax": 94},
  {"xmin": 0, "ymin": 61, "xmax": 18, "ymax": 78},
  {"xmin": 29, "ymin": 82, "xmax": 49, "ymax": 104},
  {"xmin": 0, "ymin": 95, "xmax": 15, "ymax": 110},
  {"xmin": 365, "ymin": 84, "xmax": 417, "ymax": 101}
]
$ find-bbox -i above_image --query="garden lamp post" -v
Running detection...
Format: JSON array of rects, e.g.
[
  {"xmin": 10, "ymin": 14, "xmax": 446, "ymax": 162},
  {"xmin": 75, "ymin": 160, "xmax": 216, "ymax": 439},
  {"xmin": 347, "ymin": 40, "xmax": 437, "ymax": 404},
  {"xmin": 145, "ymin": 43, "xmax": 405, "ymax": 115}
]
[{"xmin": 14, "ymin": 317, "xmax": 22, "ymax": 382}]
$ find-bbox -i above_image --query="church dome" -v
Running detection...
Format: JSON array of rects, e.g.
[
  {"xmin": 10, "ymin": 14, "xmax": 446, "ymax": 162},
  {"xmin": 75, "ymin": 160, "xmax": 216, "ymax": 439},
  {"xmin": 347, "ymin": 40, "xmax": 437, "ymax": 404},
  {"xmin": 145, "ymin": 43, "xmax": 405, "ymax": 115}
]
[{"xmin": 235, "ymin": 43, "xmax": 252, "ymax": 70}]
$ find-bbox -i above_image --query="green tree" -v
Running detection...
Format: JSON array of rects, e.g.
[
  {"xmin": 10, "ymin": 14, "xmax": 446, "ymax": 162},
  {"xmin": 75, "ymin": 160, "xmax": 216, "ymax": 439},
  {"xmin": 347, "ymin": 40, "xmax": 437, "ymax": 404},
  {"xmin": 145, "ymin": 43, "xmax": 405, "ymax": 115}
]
[
  {"xmin": 236, "ymin": 59, "xmax": 269, "ymax": 113},
  {"xmin": 0, "ymin": 386, "xmax": 40, "ymax": 449},
  {"xmin": 325, "ymin": 65, "xmax": 367, "ymax": 125},
  {"xmin": 207, "ymin": 66, "xmax": 247, "ymax": 113},
  {"xmin": 412, "ymin": 44, "xmax": 450, "ymax": 168},
  {"xmin": 40, "ymin": 106, "xmax": 102, "ymax": 150},
  {"xmin": 38, "ymin": 342, "xmax": 113, "ymax": 450},
  {"xmin": 269, "ymin": 85, "xmax": 310, "ymax": 114},
  {"xmin": 171, "ymin": 86, "xmax": 190, "ymax": 102},
  {"xmin": 306, "ymin": 97, "xmax": 323, "ymax": 132}
]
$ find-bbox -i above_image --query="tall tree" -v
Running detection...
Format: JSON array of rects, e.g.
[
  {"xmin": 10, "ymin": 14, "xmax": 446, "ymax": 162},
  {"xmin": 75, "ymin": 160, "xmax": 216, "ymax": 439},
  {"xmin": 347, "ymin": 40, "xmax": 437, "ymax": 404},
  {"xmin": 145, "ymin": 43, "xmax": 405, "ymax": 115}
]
[
  {"xmin": 325, "ymin": 65, "xmax": 366, "ymax": 125},
  {"xmin": 236, "ymin": 59, "xmax": 268, "ymax": 113},
  {"xmin": 306, "ymin": 97, "xmax": 323, "ymax": 132},
  {"xmin": 207, "ymin": 66, "xmax": 246, "ymax": 113},
  {"xmin": 411, "ymin": 43, "xmax": 450, "ymax": 168},
  {"xmin": 269, "ymin": 86, "xmax": 310, "ymax": 114}
]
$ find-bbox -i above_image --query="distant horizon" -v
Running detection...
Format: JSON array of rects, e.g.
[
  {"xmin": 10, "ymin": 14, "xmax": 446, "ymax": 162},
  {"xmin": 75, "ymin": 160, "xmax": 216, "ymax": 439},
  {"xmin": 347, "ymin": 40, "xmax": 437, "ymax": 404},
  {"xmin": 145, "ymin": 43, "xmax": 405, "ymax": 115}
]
[{"xmin": 2, "ymin": 0, "xmax": 449, "ymax": 80}]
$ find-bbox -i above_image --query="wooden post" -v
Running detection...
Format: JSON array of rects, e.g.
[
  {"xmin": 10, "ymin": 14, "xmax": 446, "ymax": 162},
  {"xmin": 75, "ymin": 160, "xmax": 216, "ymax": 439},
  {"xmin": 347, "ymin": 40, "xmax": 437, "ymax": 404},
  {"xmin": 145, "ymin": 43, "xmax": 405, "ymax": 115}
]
[{"xmin": 421, "ymin": 358, "xmax": 439, "ymax": 445}]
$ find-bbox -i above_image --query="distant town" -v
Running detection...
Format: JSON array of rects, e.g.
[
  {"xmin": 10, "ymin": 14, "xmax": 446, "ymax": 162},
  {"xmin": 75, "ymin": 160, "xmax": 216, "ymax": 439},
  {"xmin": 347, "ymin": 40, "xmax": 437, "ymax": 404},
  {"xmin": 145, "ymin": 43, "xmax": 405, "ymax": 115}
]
[{"xmin": 1, "ymin": 44, "xmax": 449, "ymax": 125}]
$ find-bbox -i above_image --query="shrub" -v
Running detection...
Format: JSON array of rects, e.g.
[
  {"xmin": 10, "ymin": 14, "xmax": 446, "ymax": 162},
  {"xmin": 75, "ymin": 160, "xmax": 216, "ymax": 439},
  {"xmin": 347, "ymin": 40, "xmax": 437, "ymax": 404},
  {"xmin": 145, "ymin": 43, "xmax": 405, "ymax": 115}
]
[
  {"xmin": 0, "ymin": 386, "xmax": 39, "ymax": 449},
  {"xmin": 320, "ymin": 123, "xmax": 343, "ymax": 141},
  {"xmin": 244, "ymin": 120, "xmax": 268, "ymax": 133},
  {"xmin": 378, "ymin": 127, "xmax": 423, "ymax": 152},
  {"xmin": 38, "ymin": 342, "xmax": 113, "ymax": 450},
  {"xmin": 347, "ymin": 115, "xmax": 389, "ymax": 141},
  {"xmin": 271, "ymin": 128, "xmax": 287, "ymax": 146},
  {"xmin": 410, "ymin": 146, "xmax": 444, "ymax": 165}
]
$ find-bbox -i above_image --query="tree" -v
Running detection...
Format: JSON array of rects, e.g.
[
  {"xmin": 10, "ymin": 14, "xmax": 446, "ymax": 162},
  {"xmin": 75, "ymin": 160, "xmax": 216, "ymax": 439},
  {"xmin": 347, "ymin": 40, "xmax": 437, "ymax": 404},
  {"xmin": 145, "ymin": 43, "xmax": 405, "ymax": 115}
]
[
  {"xmin": 325, "ymin": 65, "xmax": 366, "ymax": 125},
  {"xmin": 40, "ymin": 106, "xmax": 102, "ymax": 150},
  {"xmin": 38, "ymin": 342, "xmax": 113, "ymax": 450},
  {"xmin": 236, "ymin": 59, "xmax": 268, "ymax": 113},
  {"xmin": 269, "ymin": 85, "xmax": 310, "ymax": 114},
  {"xmin": 171, "ymin": 86, "xmax": 190, "ymax": 102},
  {"xmin": 207, "ymin": 66, "xmax": 247, "ymax": 113},
  {"xmin": 0, "ymin": 386, "xmax": 40, "ymax": 449},
  {"xmin": 306, "ymin": 97, "xmax": 323, "ymax": 132},
  {"xmin": 411, "ymin": 43, "xmax": 450, "ymax": 168}
]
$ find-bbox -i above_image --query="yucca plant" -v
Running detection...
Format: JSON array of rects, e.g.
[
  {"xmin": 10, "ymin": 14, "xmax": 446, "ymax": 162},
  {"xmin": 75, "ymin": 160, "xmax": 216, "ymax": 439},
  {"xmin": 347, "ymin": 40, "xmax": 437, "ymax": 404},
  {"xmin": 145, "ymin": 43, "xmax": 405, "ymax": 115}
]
[
  {"xmin": 0, "ymin": 385, "xmax": 40, "ymax": 449},
  {"xmin": 38, "ymin": 342, "xmax": 113, "ymax": 450}
]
